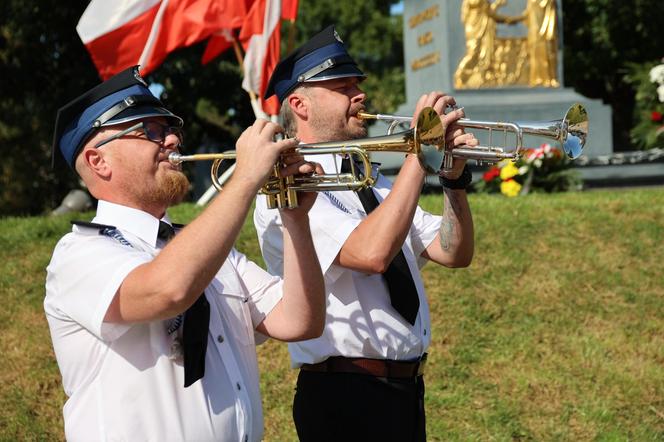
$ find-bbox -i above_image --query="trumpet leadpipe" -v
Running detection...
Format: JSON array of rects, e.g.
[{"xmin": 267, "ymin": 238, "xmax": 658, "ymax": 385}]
[
  {"xmin": 356, "ymin": 111, "xmax": 411, "ymax": 123},
  {"xmin": 168, "ymin": 151, "xmax": 236, "ymax": 165}
]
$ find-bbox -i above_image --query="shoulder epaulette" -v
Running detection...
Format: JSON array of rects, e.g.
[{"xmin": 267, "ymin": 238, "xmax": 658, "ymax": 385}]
[{"xmin": 71, "ymin": 220, "xmax": 116, "ymax": 233}]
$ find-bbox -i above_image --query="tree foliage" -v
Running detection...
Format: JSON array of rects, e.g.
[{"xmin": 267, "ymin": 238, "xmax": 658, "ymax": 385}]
[
  {"xmin": 0, "ymin": 0, "xmax": 402, "ymax": 216},
  {"xmin": 0, "ymin": 0, "xmax": 661, "ymax": 215},
  {"xmin": 285, "ymin": 1, "xmax": 404, "ymax": 112},
  {"xmin": 561, "ymin": 0, "xmax": 664, "ymax": 150},
  {"xmin": 1, "ymin": 1, "xmax": 98, "ymax": 216}
]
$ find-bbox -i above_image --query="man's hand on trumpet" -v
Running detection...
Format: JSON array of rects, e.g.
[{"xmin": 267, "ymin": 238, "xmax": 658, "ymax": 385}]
[
  {"xmin": 279, "ymin": 151, "xmax": 325, "ymax": 217},
  {"xmin": 412, "ymin": 91, "xmax": 479, "ymax": 179},
  {"xmin": 234, "ymin": 118, "xmax": 301, "ymax": 192},
  {"xmin": 234, "ymin": 118, "xmax": 323, "ymax": 214}
]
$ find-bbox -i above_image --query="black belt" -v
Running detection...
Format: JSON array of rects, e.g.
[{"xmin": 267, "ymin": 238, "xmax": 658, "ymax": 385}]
[{"xmin": 300, "ymin": 354, "xmax": 427, "ymax": 379}]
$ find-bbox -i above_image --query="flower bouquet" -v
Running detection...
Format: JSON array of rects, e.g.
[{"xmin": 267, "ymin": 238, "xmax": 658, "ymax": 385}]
[
  {"xmin": 625, "ymin": 60, "xmax": 664, "ymax": 150},
  {"xmin": 472, "ymin": 143, "xmax": 582, "ymax": 197}
]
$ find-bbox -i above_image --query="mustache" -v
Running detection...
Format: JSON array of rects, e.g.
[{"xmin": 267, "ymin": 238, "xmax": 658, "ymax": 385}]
[
  {"xmin": 158, "ymin": 148, "xmax": 179, "ymax": 161},
  {"xmin": 350, "ymin": 105, "xmax": 366, "ymax": 117}
]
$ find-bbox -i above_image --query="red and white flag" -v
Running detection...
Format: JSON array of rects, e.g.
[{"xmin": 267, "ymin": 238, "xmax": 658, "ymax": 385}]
[
  {"xmin": 239, "ymin": 0, "xmax": 298, "ymax": 115},
  {"xmin": 281, "ymin": 0, "xmax": 298, "ymax": 21},
  {"xmin": 200, "ymin": 28, "xmax": 236, "ymax": 65},
  {"xmin": 200, "ymin": 0, "xmax": 255, "ymax": 65},
  {"xmin": 77, "ymin": 0, "xmax": 247, "ymax": 79},
  {"xmin": 202, "ymin": 0, "xmax": 298, "ymax": 115}
]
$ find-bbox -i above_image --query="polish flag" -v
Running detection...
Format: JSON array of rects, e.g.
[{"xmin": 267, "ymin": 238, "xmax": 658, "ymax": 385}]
[
  {"xmin": 201, "ymin": 0, "xmax": 297, "ymax": 65},
  {"xmin": 77, "ymin": 0, "xmax": 247, "ymax": 79},
  {"xmin": 200, "ymin": 0, "xmax": 254, "ymax": 65},
  {"xmin": 202, "ymin": 0, "xmax": 298, "ymax": 115},
  {"xmin": 240, "ymin": 0, "xmax": 297, "ymax": 115},
  {"xmin": 200, "ymin": 28, "xmax": 236, "ymax": 65},
  {"xmin": 281, "ymin": 0, "xmax": 298, "ymax": 21}
]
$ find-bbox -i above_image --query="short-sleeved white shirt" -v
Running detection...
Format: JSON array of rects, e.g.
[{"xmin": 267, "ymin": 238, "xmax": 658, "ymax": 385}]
[
  {"xmin": 45, "ymin": 200, "xmax": 283, "ymax": 442},
  {"xmin": 254, "ymin": 154, "xmax": 442, "ymax": 367}
]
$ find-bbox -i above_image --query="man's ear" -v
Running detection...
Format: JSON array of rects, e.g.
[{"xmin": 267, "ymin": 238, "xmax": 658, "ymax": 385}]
[
  {"xmin": 81, "ymin": 146, "xmax": 111, "ymax": 178},
  {"xmin": 287, "ymin": 92, "xmax": 310, "ymax": 120}
]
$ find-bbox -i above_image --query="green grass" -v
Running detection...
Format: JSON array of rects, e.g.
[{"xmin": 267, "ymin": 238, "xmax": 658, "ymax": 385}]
[{"xmin": 1, "ymin": 189, "xmax": 663, "ymax": 441}]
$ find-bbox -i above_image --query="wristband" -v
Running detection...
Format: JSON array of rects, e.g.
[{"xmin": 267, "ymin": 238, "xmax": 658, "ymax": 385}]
[{"xmin": 439, "ymin": 165, "xmax": 472, "ymax": 189}]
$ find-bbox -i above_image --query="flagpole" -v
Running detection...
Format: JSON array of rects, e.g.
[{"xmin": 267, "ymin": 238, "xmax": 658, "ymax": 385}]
[
  {"xmin": 196, "ymin": 35, "xmax": 266, "ymax": 206},
  {"xmin": 231, "ymin": 37, "xmax": 267, "ymax": 119},
  {"xmin": 287, "ymin": 19, "xmax": 296, "ymax": 54},
  {"xmin": 138, "ymin": 0, "xmax": 170, "ymax": 72}
]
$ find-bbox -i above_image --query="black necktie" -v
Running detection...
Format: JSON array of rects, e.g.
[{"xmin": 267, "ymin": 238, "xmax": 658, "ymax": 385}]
[
  {"xmin": 158, "ymin": 221, "xmax": 210, "ymax": 388},
  {"xmin": 157, "ymin": 220, "xmax": 176, "ymax": 241},
  {"xmin": 341, "ymin": 159, "xmax": 420, "ymax": 325}
]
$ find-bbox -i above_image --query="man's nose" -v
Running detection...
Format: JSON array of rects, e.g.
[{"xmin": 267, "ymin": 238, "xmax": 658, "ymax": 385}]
[
  {"xmin": 163, "ymin": 132, "xmax": 182, "ymax": 151},
  {"xmin": 351, "ymin": 89, "xmax": 366, "ymax": 104}
]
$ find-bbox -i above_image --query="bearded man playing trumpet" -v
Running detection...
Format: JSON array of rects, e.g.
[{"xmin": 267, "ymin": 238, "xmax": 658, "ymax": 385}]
[
  {"xmin": 253, "ymin": 25, "xmax": 479, "ymax": 442},
  {"xmin": 45, "ymin": 66, "xmax": 327, "ymax": 441}
]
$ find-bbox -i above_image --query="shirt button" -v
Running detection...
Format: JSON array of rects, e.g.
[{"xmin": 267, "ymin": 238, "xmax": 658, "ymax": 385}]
[
  {"xmin": 423, "ymin": 328, "xmax": 427, "ymax": 336},
  {"xmin": 217, "ymin": 334, "xmax": 224, "ymax": 343},
  {"xmin": 236, "ymin": 382, "xmax": 242, "ymax": 391},
  {"xmin": 243, "ymin": 435, "xmax": 248, "ymax": 442}
]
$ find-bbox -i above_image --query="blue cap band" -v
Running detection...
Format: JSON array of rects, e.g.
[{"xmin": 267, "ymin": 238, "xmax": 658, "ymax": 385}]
[
  {"xmin": 265, "ymin": 26, "xmax": 365, "ymax": 103},
  {"xmin": 59, "ymin": 85, "xmax": 154, "ymax": 167}
]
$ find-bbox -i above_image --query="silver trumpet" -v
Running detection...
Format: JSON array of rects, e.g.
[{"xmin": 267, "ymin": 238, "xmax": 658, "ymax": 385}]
[{"xmin": 357, "ymin": 103, "xmax": 589, "ymax": 171}]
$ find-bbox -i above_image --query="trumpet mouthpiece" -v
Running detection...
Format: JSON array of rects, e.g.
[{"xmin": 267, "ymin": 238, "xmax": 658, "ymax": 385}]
[
  {"xmin": 356, "ymin": 111, "xmax": 376, "ymax": 120},
  {"xmin": 168, "ymin": 152, "xmax": 184, "ymax": 165}
]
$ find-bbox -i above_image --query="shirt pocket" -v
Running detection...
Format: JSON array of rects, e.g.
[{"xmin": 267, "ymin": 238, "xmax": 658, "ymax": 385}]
[{"xmin": 209, "ymin": 276, "xmax": 255, "ymax": 347}]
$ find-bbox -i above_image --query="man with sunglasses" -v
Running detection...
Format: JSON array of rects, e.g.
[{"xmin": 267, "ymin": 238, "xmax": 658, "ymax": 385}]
[
  {"xmin": 45, "ymin": 66, "xmax": 325, "ymax": 441},
  {"xmin": 92, "ymin": 119, "xmax": 183, "ymax": 149}
]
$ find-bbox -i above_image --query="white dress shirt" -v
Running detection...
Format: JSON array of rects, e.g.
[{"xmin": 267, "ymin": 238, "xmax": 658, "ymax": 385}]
[
  {"xmin": 45, "ymin": 200, "xmax": 283, "ymax": 442},
  {"xmin": 254, "ymin": 154, "xmax": 442, "ymax": 367}
]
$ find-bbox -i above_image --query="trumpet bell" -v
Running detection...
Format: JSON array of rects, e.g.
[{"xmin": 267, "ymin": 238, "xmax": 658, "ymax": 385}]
[
  {"xmin": 562, "ymin": 103, "xmax": 588, "ymax": 159},
  {"xmin": 415, "ymin": 108, "xmax": 446, "ymax": 174}
]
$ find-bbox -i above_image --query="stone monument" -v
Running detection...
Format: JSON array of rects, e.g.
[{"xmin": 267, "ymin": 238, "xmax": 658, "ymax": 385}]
[{"xmin": 370, "ymin": 0, "xmax": 614, "ymax": 171}]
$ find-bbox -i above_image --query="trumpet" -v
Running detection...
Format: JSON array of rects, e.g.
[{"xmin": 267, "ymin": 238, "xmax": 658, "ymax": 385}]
[
  {"xmin": 169, "ymin": 146, "xmax": 372, "ymax": 209},
  {"xmin": 169, "ymin": 107, "xmax": 444, "ymax": 209},
  {"xmin": 358, "ymin": 103, "xmax": 588, "ymax": 171}
]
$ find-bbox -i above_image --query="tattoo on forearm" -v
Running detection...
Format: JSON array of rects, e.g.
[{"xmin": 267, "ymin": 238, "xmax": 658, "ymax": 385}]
[
  {"xmin": 439, "ymin": 190, "xmax": 464, "ymax": 250},
  {"xmin": 439, "ymin": 219, "xmax": 454, "ymax": 250}
]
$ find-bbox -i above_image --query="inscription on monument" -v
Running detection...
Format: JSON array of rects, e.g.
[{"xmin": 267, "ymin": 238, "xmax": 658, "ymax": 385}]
[
  {"xmin": 417, "ymin": 31, "xmax": 433, "ymax": 46},
  {"xmin": 411, "ymin": 51, "xmax": 441, "ymax": 71},
  {"xmin": 408, "ymin": 5, "xmax": 440, "ymax": 28},
  {"xmin": 408, "ymin": 5, "xmax": 442, "ymax": 72}
]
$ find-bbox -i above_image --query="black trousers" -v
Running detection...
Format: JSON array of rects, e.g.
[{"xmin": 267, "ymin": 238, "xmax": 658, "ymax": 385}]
[{"xmin": 292, "ymin": 370, "xmax": 426, "ymax": 442}]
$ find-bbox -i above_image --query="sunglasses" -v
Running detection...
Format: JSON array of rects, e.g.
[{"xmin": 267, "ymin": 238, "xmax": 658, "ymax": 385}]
[{"xmin": 94, "ymin": 120, "xmax": 184, "ymax": 149}]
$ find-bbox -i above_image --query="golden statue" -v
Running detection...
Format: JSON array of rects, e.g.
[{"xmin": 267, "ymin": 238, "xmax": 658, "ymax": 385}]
[
  {"xmin": 454, "ymin": 0, "xmax": 520, "ymax": 88},
  {"xmin": 516, "ymin": 0, "xmax": 560, "ymax": 87},
  {"xmin": 454, "ymin": 0, "xmax": 560, "ymax": 89}
]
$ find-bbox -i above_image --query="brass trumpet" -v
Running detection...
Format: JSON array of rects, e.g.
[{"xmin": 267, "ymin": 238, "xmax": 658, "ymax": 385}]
[
  {"xmin": 169, "ymin": 107, "xmax": 444, "ymax": 209},
  {"xmin": 169, "ymin": 146, "xmax": 372, "ymax": 209},
  {"xmin": 358, "ymin": 103, "xmax": 588, "ymax": 171}
]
